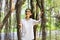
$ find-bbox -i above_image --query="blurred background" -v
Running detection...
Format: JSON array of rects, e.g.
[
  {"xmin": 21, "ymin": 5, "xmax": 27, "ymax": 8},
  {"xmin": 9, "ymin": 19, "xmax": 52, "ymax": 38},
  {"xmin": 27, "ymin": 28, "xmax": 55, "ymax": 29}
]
[{"xmin": 0, "ymin": 0, "xmax": 60, "ymax": 40}]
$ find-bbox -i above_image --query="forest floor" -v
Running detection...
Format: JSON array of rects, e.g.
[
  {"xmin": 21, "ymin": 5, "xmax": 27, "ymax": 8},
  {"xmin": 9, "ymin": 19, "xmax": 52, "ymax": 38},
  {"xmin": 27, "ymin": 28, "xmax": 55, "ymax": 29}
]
[
  {"xmin": 0, "ymin": 30, "xmax": 60, "ymax": 40},
  {"xmin": 36, "ymin": 30, "xmax": 60, "ymax": 40}
]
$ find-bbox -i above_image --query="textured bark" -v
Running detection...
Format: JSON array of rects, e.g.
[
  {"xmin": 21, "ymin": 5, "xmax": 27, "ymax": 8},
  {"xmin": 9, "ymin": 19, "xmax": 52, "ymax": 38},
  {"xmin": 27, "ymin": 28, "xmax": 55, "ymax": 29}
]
[
  {"xmin": 30, "ymin": 0, "xmax": 36, "ymax": 40},
  {"xmin": 36, "ymin": 0, "xmax": 46, "ymax": 40},
  {"xmin": 40, "ymin": 0, "xmax": 46, "ymax": 40},
  {"xmin": 4, "ymin": 20, "xmax": 9, "ymax": 40},
  {"xmin": 15, "ymin": 0, "xmax": 22, "ymax": 40},
  {"xmin": 30, "ymin": 0, "xmax": 35, "ymax": 19}
]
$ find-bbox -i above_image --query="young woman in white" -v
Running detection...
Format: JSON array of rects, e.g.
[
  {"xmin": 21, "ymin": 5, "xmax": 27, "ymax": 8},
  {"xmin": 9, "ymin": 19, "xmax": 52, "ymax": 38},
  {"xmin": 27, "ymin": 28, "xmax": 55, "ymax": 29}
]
[{"xmin": 19, "ymin": 9, "xmax": 41, "ymax": 40}]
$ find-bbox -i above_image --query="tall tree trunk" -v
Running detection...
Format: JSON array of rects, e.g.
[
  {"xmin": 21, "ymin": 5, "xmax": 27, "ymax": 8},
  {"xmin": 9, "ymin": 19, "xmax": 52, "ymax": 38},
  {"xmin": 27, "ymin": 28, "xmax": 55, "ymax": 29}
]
[
  {"xmin": 40, "ymin": 0, "xmax": 46, "ymax": 40},
  {"xmin": 15, "ymin": 0, "xmax": 22, "ymax": 40},
  {"xmin": 36, "ymin": 4, "xmax": 39, "ymax": 20},
  {"xmin": 30, "ymin": 0, "xmax": 36, "ymax": 40},
  {"xmin": 36, "ymin": 0, "xmax": 46, "ymax": 40},
  {"xmin": 30, "ymin": 0, "xmax": 35, "ymax": 19},
  {"xmin": 4, "ymin": 20, "xmax": 9, "ymax": 40}
]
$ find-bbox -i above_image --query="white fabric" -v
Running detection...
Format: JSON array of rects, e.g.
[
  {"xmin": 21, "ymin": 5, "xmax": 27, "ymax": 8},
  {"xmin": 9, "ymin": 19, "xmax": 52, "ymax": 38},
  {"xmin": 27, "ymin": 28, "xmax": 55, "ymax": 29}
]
[{"xmin": 21, "ymin": 18, "xmax": 41, "ymax": 40}]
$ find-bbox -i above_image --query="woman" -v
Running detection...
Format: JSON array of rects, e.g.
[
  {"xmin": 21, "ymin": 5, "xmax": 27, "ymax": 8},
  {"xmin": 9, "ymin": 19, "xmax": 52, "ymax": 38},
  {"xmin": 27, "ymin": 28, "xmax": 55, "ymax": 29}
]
[{"xmin": 19, "ymin": 8, "xmax": 41, "ymax": 40}]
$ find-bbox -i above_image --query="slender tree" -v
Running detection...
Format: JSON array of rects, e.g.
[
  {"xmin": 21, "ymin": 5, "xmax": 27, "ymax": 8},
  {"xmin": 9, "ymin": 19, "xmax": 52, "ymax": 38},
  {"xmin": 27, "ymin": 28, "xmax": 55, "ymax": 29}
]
[
  {"xmin": 15, "ymin": 0, "xmax": 23, "ymax": 40},
  {"xmin": 36, "ymin": 0, "xmax": 46, "ymax": 40},
  {"xmin": 15, "ymin": 0, "xmax": 26, "ymax": 40},
  {"xmin": 30, "ymin": 0, "xmax": 37, "ymax": 40},
  {"xmin": 5, "ymin": 20, "xmax": 9, "ymax": 40},
  {"xmin": 40, "ymin": 0, "xmax": 46, "ymax": 40}
]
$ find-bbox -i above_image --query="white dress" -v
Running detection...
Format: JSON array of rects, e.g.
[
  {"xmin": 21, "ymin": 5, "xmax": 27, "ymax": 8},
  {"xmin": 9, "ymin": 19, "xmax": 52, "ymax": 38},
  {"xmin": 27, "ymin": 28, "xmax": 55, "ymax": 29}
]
[{"xmin": 21, "ymin": 18, "xmax": 41, "ymax": 40}]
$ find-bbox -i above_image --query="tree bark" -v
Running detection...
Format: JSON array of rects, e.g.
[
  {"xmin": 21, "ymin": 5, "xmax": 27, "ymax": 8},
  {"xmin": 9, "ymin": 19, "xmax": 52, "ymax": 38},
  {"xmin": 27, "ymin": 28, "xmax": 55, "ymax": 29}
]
[
  {"xmin": 36, "ymin": 0, "xmax": 46, "ymax": 40},
  {"xmin": 15, "ymin": 0, "xmax": 23, "ymax": 40},
  {"xmin": 30, "ymin": 0, "xmax": 36, "ymax": 40},
  {"xmin": 30, "ymin": 0, "xmax": 35, "ymax": 19},
  {"xmin": 40, "ymin": 0, "xmax": 46, "ymax": 40},
  {"xmin": 4, "ymin": 20, "xmax": 9, "ymax": 40}
]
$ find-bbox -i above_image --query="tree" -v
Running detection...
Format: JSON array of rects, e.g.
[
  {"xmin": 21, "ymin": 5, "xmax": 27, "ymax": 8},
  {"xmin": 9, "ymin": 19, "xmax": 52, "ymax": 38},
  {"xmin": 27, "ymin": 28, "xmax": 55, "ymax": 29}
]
[
  {"xmin": 30, "ymin": 0, "xmax": 37, "ymax": 40},
  {"xmin": 15, "ymin": 0, "xmax": 23, "ymax": 40},
  {"xmin": 36, "ymin": 0, "xmax": 46, "ymax": 40},
  {"xmin": 15, "ymin": 0, "xmax": 26, "ymax": 40}
]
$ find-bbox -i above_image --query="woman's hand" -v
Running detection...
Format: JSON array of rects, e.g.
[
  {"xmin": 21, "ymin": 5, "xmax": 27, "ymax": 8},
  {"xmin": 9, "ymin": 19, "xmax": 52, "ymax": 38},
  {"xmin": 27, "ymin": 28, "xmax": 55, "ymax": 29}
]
[{"xmin": 19, "ymin": 23, "xmax": 23, "ymax": 30}]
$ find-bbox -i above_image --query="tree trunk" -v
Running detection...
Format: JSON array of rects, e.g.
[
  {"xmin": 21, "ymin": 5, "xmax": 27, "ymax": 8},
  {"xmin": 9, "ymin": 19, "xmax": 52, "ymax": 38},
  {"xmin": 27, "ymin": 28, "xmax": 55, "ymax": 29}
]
[
  {"xmin": 8, "ymin": 15, "xmax": 11, "ymax": 40},
  {"xmin": 0, "ymin": 0, "xmax": 26, "ymax": 29},
  {"xmin": 30, "ymin": 0, "xmax": 35, "ymax": 19},
  {"xmin": 15, "ymin": 0, "xmax": 22, "ymax": 40},
  {"xmin": 36, "ymin": 4, "xmax": 39, "ymax": 20},
  {"xmin": 30, "ymin": 0, "xmax": 36, "ymax": 40},
  {"xmin": 36, "ymin": 0, "xmax": 46, "ymax": 40},
  {"xmin": 40, "ymin": 0, "xmax": 46, "ymax": 40},
  {"xmin": 4, "ymin": 20, "xmax": 9, "ymax": 40}
]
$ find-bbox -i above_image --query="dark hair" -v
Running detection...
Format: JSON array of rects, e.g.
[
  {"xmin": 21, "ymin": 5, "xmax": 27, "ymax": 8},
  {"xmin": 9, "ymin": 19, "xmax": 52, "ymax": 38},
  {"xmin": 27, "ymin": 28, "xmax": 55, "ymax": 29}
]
[
  {"xmin": 25, "ymin": 8, "xmax": 32, "ymax": 18},
  {"xmin": 25, "ymin": 8, "xmax": 31, "ymax": 13}
]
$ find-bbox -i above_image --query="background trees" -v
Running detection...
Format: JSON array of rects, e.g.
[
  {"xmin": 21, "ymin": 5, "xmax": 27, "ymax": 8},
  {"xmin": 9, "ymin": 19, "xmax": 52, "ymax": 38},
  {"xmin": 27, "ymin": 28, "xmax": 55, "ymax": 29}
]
[{"xmin": 0, "ymin": 0, "xmax": 60, "ymax": 40}]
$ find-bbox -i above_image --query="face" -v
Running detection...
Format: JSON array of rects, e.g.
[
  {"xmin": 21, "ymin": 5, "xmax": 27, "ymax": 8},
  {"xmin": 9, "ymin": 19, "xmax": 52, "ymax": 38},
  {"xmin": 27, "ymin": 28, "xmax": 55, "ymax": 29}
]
[{"xmin": 25, "ymin": 10, "xmax": 32, "ymax": 18}]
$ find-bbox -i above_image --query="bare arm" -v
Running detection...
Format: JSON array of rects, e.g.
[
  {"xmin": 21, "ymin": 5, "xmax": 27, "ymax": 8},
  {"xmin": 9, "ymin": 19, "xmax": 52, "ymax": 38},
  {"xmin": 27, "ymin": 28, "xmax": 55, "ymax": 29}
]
[
  {"xmin": 33, "ymin": 13, "xmax": 41, "ymax": 25},
  {"xmin": 19, "ymin": 23, "xmax": 23, "ymax": 30},
  {"xmin": 33, "ymin": 18, "xmax": 41, "ymax": 25}
]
